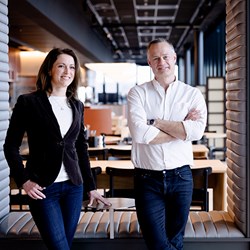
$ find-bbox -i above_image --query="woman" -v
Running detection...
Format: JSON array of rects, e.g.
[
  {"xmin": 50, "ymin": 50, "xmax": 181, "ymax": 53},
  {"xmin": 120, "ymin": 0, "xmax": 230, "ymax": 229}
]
[{"xmin": 4, "ymin": 48, "xmax": 110, "ymax": 249}]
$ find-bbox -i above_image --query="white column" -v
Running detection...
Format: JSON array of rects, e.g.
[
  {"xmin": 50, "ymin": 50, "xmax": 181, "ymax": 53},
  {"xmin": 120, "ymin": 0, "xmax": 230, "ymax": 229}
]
[
  {"xmin": 198, "ymin": 31, "xmax": 204, "ymax": 85},
  {"xmin": 185, "ymin": 49, "xmax": 191, "ymax": 85}
]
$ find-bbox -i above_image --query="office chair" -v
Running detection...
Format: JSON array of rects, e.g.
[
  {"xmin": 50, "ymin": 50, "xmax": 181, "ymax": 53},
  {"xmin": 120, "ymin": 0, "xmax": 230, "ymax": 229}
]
[
  {"xmin": 105, "ymin": 167, "xmax": 135, "ymax": 198},
  {"xmin": 91, "ymin": 166, "xmax": 102, "ymax": 184},
  {"xmin": 209, "ymin": 146, "xmax": 227, "ymax": 160},
  {"xmin": 107, "ymin": 148, "xmax": 131, "ymax": 160},
  {"xmin": 191, "ymin": 167, "xmax": 212, "ymax": 211}
]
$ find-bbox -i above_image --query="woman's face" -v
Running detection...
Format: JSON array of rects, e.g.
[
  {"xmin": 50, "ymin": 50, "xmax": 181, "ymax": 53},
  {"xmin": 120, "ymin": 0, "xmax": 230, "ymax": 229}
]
[{"xmin": 50, "ymin": 54, "xmax": 76, "ymax": 90}]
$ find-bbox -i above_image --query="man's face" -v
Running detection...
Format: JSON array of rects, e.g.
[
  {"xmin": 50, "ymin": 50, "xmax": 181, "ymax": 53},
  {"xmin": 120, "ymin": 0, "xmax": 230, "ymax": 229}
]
[{"xmin": 147, "ymin": 42, "xmax": 177, "ymax": 78}]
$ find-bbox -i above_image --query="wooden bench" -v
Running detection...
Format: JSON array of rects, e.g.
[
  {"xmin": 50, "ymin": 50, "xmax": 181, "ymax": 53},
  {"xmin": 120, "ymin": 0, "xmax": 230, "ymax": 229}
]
[{"xmin": 0, "ymin": 210, "xmax": 245, "ymax": 250}]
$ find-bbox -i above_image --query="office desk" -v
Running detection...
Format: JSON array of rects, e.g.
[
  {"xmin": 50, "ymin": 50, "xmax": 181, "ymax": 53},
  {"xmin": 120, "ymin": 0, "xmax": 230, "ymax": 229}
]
[
  {"xmin": 91, "ymin": 144, "xmax": 208, "ymax": 151},
  {"xmin": 192, "ymin": 144, "xmax": 209, "ymax": 159},
  {"xmin": 89, "ymin": 144, "xmax": 209, "ymax": 159},
  {"xmin": 105, "ymin": 136, "xmax": 122, "ymax": 145},
  {"xmin": 203, "ymin": 132, "xmax": 226, "ymax": 147},
  {"xmin": 88, "ymin": 144, "xmax": 131, "ymax": 151},
  {"xmin": 204, "ymin": 132, "xmax": 226, "ymax": 140},
  {"xmin": 91, "ymin": 159, "xmax": 227, "ymax": 211}
]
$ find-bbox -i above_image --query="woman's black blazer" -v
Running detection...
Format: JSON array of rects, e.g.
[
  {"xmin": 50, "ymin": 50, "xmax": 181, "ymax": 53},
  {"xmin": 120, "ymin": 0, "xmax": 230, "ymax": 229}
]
[{"xmin": 4, "ymin": 90, "xmax": 95, "ymax": 191}]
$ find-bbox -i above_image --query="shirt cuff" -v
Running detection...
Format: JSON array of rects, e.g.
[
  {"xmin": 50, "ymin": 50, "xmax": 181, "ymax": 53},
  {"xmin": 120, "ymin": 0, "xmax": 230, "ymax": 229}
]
[{"xmin": 144, "ymin": 126, "xmax": 160, "ymax": 144}]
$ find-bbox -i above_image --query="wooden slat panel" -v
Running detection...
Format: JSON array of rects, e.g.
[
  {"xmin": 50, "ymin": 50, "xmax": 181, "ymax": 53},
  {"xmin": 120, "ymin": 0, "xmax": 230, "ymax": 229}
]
[
  {"xmin": 226, "ymin": 140, "xmax": 246, "ymax": 157},
  {"xmin": 225, "ymin": 5, "xmax": 247, "ymax": 226},
  {"xmin": 226, "ymin": 110, "xmax": 246, "ymax": 121},
  {"xmin": 227, "ymin": 148, "xmax": 246, "ymax": 168},
  {"xmin": 227, "ymin": 166, "xmax": 245, "ymax": 189},
  {"xmin": 226, "ymin": 0, "xmax": 245, "ymax": 24},
  {"xmin": 227, "ymin": 130, "xmax": 246, "ymax": 145},
  {"xmin": 0, "ymin": 0, "xmax": 10, "ymax": 218},
  {"xmin": 227, "ymin": 157, "xmax": 246, "ymax": 177},
  {"xmin": 226, "ymin": 79, "xmax": 246, "ymax": 90},
  {"xmin": 226, "ymin": 57, "xmax": 246, "ymax": 72},
  {"xmin": 226, "ymin": 35, "xmax": 246, "ymax": 53},
  {"xmin": 226, "ymin": 89, "xmax": 246, "ymax": 101},
  {"xmin": 227, "ymin": 192, "xmax": 245, "ymax": 212},
  {"xmin": 227, "ymin": 197, "xmax": 246, "ymax": 223},
  {"xmin": 215, "ymin": 5, "xmax": 246, "ymax": 231},
  {"xmin": 226, "ymin": 120, "xmax": 246, "ymax": 133},
  {"xmin": 226, "ymin": 100, "xmax": 246, "ymax": 111}
]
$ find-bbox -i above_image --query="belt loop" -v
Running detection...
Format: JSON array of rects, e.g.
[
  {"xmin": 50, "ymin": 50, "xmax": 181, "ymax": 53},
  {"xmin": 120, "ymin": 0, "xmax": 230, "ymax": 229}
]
[
  {"xmin": 174, "ymin": 168, "xmax": 179, "ymax": 175},
  {"xmin": 163, "ymin": 170, "xmax": 167, "ymax": 177}
]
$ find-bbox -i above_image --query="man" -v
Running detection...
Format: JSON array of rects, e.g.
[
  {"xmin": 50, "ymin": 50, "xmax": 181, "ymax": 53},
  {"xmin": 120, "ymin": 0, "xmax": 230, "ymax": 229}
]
[{"xmin": 127, "ymin": 38, "xmax": 207, "ymax": 250}]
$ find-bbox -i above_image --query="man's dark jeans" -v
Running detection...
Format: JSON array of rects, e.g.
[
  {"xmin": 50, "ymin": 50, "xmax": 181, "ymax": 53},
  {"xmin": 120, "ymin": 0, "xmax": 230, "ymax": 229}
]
[{"xmin": 134, "ymin": 165, "xmax": 193, "ymax": 250}]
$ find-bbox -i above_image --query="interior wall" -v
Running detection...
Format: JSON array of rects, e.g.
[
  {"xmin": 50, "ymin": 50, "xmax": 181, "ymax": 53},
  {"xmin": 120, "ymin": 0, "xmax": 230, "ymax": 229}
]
[
  {"xmin": 225, "ymin": 0, "xmax": 247, "ymax": 234},
  {"xmin": 0, "ymin": 0, "xmax": 10, "ymax": 217}
]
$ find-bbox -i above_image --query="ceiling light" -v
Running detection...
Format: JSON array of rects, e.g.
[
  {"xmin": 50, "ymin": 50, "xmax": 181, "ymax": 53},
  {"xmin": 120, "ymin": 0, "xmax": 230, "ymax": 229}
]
[{"xmin": 94, "ymin": 3, "xmax": 111, "ymax": 10}]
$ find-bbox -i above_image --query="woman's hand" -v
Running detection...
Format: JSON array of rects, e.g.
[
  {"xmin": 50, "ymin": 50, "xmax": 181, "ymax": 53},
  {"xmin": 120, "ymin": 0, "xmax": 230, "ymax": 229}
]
[
  {"xmin": 88, "ymin": 190, "xmax": 112, "ymax": 207},
  {"xmin": 22, "ymin": 180, "xmax": 46, "ymax": 200}
]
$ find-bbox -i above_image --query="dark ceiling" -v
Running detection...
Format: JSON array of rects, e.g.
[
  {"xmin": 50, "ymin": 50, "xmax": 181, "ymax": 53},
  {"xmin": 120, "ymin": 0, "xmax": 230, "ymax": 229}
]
[{"xmin": 8, "ymin": 0, "xmax": 225, "ymax": 65}]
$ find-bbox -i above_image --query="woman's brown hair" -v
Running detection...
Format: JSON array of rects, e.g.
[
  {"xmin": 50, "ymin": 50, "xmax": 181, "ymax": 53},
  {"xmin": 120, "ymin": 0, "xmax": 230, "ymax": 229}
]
[{"xmin": 36, "ymin": 48, "xmax": 82, "ymax": 100}]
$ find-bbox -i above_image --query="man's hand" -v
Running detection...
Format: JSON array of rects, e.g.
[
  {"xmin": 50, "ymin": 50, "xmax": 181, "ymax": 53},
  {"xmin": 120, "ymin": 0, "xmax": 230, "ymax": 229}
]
[
  {"xmin": 184, "ymin": 109, "xmax": 201, "ymax": 121},
  {"xmin": 149, "ymin": 130, "xmax": 177, "ymax": 144}
]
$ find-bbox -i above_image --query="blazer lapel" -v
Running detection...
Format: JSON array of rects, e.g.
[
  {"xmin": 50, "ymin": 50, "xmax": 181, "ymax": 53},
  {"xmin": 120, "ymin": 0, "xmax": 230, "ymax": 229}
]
[
  {"xmin": 36, "ymin": 91, "xmax": 62, "ymax": 137},
  {"xmin": 64, "ymin": 99, "xmax": 81, "ymax": 138}
]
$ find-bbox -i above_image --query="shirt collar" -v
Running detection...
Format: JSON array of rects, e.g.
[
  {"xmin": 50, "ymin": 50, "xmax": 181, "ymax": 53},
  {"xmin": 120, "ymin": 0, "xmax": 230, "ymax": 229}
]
[{"xmin": 152, "ymin": 77, "xmax": 177, "ymax": 93}]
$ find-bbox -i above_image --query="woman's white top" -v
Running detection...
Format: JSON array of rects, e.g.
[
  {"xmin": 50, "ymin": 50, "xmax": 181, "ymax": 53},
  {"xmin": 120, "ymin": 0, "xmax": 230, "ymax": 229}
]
[{"xmin": 49, "ymin": 96, "xmax": 73, "ymax": 182}]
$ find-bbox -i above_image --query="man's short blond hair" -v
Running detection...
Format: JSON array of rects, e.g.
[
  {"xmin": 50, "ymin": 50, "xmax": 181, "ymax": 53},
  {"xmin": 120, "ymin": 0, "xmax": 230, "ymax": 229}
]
[{"xmin": 146, "ymin": 38, "xmax": 175, "ymax": 53}]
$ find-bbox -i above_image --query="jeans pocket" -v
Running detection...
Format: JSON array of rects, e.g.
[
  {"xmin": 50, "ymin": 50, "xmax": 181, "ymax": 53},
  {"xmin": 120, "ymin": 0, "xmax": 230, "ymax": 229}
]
[{"xmin": 177, "ymin": 168, "xmax": 193, "ymax": 181}]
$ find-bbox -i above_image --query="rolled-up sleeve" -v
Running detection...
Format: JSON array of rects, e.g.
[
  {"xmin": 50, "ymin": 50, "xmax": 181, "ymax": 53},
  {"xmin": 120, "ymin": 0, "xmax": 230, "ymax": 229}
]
[
  {"xmin": 127, "ymin": 86, "xmax": 159, "ymax": 144},
  {"xmin": 182, "ymin": 89, "xmax": 207, "ymax": 141}
]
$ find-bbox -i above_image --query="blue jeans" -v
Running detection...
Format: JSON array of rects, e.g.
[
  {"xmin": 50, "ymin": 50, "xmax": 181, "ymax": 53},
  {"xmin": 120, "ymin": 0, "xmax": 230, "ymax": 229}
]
[
  {"xmin": 29, "ymin": 180, "xmax": 83, "ymax": 250},
  {"xmin": 134, "ymin": 165, "xmax": 193, "ymax": 250}
]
